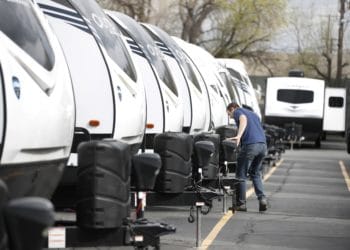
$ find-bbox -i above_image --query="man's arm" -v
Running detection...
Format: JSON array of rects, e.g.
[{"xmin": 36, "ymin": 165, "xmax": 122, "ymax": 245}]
[{"xmin": 231, "ymin": 114, "xmax": 247, "ymax": 146}]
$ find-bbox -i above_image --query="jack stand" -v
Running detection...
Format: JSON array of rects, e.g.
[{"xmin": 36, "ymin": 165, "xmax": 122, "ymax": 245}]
[
  {"xmin": 195, "ymin": 202, "xmax": 204, "ymax": 247},
  {"xmin": 290, "ymin": 139, "xmax": 295, "ymax": 150},
  {"xmin": 222, "ymin": 186, "xmax": 230, "ymax": 213},
  {"xmin": 136, "ymin": 192, "xmax": 146, "ymax": 219}
]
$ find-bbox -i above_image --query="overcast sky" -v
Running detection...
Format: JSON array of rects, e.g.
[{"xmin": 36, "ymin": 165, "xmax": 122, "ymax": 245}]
[{"xmin": 271, "ymin": 0, "xmax": 349, "ymax": 52}]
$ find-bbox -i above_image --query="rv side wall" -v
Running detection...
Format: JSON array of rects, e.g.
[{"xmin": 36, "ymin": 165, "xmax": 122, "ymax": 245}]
[{"xmin": 322, "ymin": 87, "xmax": 346, "ymax": 132}]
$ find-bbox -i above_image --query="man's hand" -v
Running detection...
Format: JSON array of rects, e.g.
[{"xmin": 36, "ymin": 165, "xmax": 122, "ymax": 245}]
[{"xmin": 228, "ymin": 136, "xmax": 241, "ymax": 146}]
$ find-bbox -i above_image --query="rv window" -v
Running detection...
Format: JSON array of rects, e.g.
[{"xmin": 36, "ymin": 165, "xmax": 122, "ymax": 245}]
[
  {"xmin": 162, "ymin": 62, "xmax": 178, "ymax": 96},
  {"xmin": 228, "ymin": 68, "xmax": 243, "ymax": 82},
  {"xmin": 113, "ymin": 21, "xmax": 146, "ymax": 59},
  {"xmin": 0, "ymin": 0, "xmax": 55, "ymax": 70},
  {"xmin": 143, "ymin": 28, "xmax": 178, "ymax": 96},
  {"xmin": 232, "ymin": 78, "xmax": 246, "ymax": 104},
  {"xmin": 181, "ymin": 59, "xmax": 202, "ymax": 93},
  {"xmin": 329, "ymin": 97, "xmax": 344, "ymax": 108},
  {"xmin": 243, "ymin": 76, "xmax": 250, "ymax": 85},
  {"xmin": 210, "ymin": 84, "xmax": 219, "ymax": 94},
  {"xmin": 240, "ymin": 82, "xmax": 250, "ymax": 93},
  {"xmin": 220, "ymin": 72, "xmax": 236, "ymax": 101},
  {"xmin": 277, "ymin": 89, "xmax": 314, "ymax": 104},
  {"xmin": 70, "ymin": 0, "xmax": 136, "ymax": 82}
]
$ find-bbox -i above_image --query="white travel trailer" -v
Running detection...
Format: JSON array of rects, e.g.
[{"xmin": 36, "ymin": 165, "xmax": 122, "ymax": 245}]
[
  {"xmin": 106, "ymin": 12, "xmax": 183, "ymax": 148},
  {"xmin": 141, "ymin": 24, "xmax": 211, "ymax": 134},
  {"xmin": 217, "ymin": 66, "xmax": 242, "ymax": 106},
  {"xmin": 323, "ymin": 87, "xmax": 346, "ymax": 133},
  {"xmin": 265, "ymin": 77, "xmax": 325, "ymax": 146},
  {"xmin": 37, "ymin": 0, "xmax": 146, "ymax": 155},
  {"xmin": 218, "ymin": 58, "xmax": 262, "ymax": 120},
  {"xmin": 173, "ymin": 38, "xmax": 229, "ymax": 129},
  {"xmin": 0, "ymin": 0, "xmax": 75, "ymax": 198}
]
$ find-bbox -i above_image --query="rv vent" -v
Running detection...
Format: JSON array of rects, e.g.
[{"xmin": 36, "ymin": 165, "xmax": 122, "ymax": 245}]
[{"xmin": 288, "ymin": 70, "xmax": 304, "ymax": 77}]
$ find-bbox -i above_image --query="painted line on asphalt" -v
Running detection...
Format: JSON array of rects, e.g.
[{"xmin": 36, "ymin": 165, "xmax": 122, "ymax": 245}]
[
  {"xmin": 200, "ymin": 159, "xmax": 284, "ymax": 249},
  {"xmin": 339, "ymin": 160, "xmax": 350, "ymax": 192}
]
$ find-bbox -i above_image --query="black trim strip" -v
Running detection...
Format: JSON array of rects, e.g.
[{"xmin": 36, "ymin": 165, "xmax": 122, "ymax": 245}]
[
  {"xmin": 158, "ymin": 46, "xmax": 170, "ymax": 52},
  {"xmin": 155, "ymin": 41, "xmax": 167, "ymax": 47},
  {"xmin": 162, "ymin": 51, "xmax": 175, "ymax": 58},
  {"xmin": 131, "ymin": 50, "xmax": 146, "ymax": 58},
  {"xmin": 158, "ymin": 46, "xmax": 172, "ymax": 53},
  {"xmin": 129, "ymin": 44, "xmax": 142, "ymax": 51},
  {"xmin": 38, "ymin": 3, "xmax": 81, "ymax": 19},
  {"xmin": 42, "ymin": 11, "xmax": 89, "ymax": 31},
  {"xmin": 156, "ymin": 44, "xmax": 175, "ymax": 58},
  {"xmin": 126, "ymin": 39, "xmax": 138, "ymax": 46},
  {"xmin": 69, "ymin": 23, "xmax": 91, "ymax": 33}
]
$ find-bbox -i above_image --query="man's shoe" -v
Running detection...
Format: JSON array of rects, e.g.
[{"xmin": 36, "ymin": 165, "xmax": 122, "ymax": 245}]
[
  {"xmin": 259, "ymin": 198, "xmax": 267, "ymax": 212},
  {"xmin": 236, "ymin": 204, "xmax": 247, "ymax": 212}
]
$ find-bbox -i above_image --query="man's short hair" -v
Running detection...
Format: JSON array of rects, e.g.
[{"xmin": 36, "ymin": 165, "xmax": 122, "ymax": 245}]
[{"xmin": 226, "ymin": 102, "xmax": 240, "ymax": 111}]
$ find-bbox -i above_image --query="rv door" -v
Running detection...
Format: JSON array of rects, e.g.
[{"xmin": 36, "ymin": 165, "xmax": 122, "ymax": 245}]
[{"xmin": 323, "ymin": 88, "xmax": 346, "ymax": 132}]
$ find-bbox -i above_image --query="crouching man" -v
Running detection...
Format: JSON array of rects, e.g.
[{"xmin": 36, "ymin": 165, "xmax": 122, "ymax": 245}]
[{"xmin": 226, "ymin": 102, "xmax": 267, "ymax": 212}]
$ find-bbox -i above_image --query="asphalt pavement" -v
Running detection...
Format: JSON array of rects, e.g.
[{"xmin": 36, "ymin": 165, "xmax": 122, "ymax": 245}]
[
  {"xmin": 152, "ymin": 136, "xmax": 350, "ymax": 249},
  {"xmin": 57, "ymin": 136, "xmax": 350, "ymax": 249}
]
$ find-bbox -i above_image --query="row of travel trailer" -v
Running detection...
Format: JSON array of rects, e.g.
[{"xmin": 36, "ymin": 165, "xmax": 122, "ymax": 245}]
[
  {"xmin": 0, "ymin": 0, "xmax": 262, "ymax": 199},
  {"xmin": 265, "ymin": 73, "xmax": 346, "ymax": 147},
  {"xmin": 0, "ymin": 0, "xmax": 263, "ymax": 249}
]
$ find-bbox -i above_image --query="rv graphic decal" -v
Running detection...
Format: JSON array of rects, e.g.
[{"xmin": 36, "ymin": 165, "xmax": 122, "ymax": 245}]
[
  {"xmin": 155, "ymin": 41, "xmax": 175, "ymax": 58},
  {"xmin": 38, "ymin": 3, "xmax": 90, "ymax": 33},
  {"xmin": 125, "ymin": 38, "xmax": 146, "ymax": 58}
]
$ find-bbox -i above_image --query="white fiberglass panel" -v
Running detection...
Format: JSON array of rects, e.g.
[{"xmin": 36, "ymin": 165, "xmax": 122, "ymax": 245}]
[
  {"xmin": 0, "ymin": 0, "xmax": 74, "ymax": 163},
  {"xmin": 265, "ymin": 77, "xmax": 325, "ymax": 119},
  {"xmin": 38, "ymin": 0, "xmax": 114, "ymax": 135}
]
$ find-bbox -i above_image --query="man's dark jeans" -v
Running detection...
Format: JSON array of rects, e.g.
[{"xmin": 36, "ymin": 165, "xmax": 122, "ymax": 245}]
[{"xmin": 236, "ymin": 142, "xmax": 267, "ymax": 205}]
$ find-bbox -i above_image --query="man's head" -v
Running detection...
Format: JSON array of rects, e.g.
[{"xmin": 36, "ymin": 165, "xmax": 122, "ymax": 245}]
[{"xmin": 226, "ymin": 102, "xmax": 240, "ymax": 117}]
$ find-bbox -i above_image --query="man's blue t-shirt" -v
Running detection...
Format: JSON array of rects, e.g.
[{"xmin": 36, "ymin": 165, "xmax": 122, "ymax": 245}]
[{"xmin": 233, "ymin": 108, "xmax": 266, "ymax": 145}]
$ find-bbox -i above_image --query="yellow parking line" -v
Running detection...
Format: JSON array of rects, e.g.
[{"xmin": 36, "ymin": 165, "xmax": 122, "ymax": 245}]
[
  {"xmin": 197, "ymin": 212, "xmax": 233, "ymax": 250},
  {"xmin": 200, "ymin": 159, "xmax": 284, "ymax": 249},
  {"xmin": 339, "ymin": 160, "xmax": 350, "ymax": 192}
]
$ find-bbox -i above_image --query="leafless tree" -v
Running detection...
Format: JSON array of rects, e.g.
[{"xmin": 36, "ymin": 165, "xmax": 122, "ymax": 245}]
[
  {"xmin": 289, "ymin": 0, "xmax": 349, "ymax": 85},
  {"xmin": 97, "ymin": 0, "xmax": 153, "ymax": 22}
]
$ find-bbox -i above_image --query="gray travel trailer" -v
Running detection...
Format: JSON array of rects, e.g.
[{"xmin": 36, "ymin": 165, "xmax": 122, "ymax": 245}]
[
  {"xmin": 38, "ymin": 0, "xmax": 146, "ymax": 158},
  {"xmin": 173, "ymin": 38, "xmax": 230, "ymax": 129},
  {"xmin": 140, "ymin": 24, "xmax": 212, "ymax": 134},
  {"xmin": 0, "ymin": 0, "xmax": 75, "ymax": 199},
  {"xmin": 106, "ymin": 11, "xmax": 184, "ymax": 148},
  {"xmin": 265, "ymin": 76, "xmax": 325, "ymax": 146}
]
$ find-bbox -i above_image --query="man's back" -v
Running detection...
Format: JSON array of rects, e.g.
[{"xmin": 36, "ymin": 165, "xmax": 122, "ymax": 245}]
[{"xmin": 233, "ymin": 108, "xmax": 266, "ymax": 145}]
